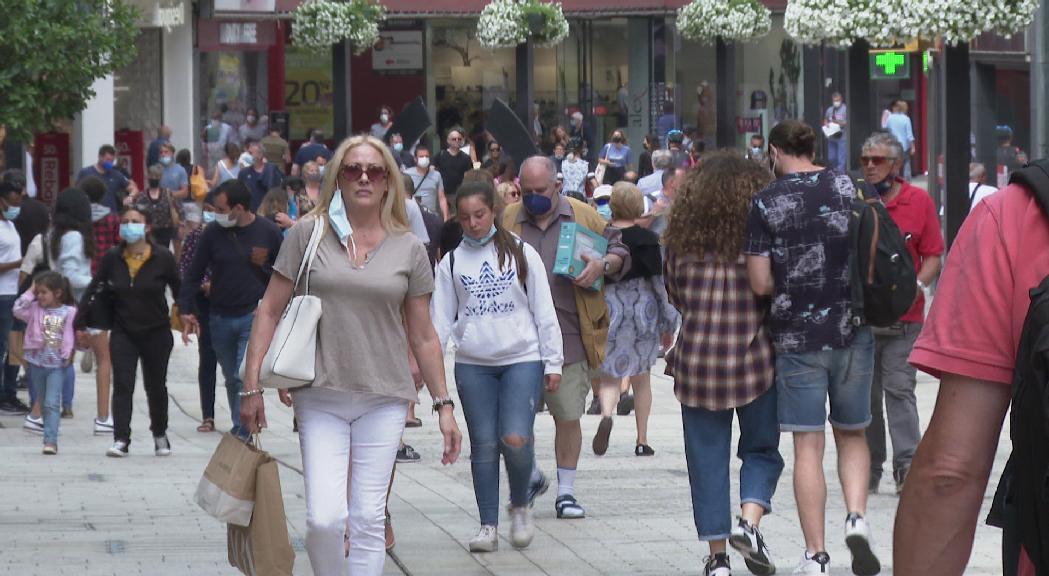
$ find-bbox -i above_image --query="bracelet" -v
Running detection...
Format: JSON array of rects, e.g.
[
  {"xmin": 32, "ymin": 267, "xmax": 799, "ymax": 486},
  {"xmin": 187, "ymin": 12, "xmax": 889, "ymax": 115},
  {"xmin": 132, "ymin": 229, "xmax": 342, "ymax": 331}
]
[
  {"xmin": 432, "ymin": 397, "xmax": 455, "ymax": 413},
  {"xmin": 239, "ymin": 388, "xmax": 264, "ymax": 398}
]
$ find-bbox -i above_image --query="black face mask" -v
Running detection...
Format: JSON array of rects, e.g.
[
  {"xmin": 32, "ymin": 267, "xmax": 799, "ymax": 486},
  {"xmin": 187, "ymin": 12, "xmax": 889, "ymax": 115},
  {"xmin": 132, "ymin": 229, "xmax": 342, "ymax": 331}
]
[{"xmin": 148, "ymin": 179, "xmax": 160, "ymax": 189}]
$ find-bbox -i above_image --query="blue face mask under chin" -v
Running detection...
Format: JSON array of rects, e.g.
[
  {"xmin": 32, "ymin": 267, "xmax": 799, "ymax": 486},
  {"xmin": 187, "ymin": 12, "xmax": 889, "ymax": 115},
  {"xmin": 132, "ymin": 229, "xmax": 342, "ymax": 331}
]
[
  {"xmin": 874, "ymin": 178, "xmax": 894, "ymax": 194},
  {"xmin": 462, "ymin": 224, "xmax": 497, "ymax": 248},
  {"xmin": 328, "ymin": 189, "xmax": 353, "ymax": 245}
]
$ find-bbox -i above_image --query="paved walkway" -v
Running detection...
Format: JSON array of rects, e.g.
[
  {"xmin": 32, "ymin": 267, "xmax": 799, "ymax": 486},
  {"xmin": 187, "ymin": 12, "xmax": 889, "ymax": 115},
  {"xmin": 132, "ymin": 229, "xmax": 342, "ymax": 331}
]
[{"xmin": 0, "ymin": 336, "xmax": 1009, "ymax": 575}]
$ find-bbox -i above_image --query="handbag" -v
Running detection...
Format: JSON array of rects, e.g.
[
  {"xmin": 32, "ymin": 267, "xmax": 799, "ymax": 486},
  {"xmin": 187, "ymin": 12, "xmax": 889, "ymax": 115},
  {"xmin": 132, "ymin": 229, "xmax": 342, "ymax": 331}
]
[
  {"xmin": 194, "ymin": 433, "xmax": 269, "ymax": 526},
  {"xmin": 241, "ymin": 215, "xmax": 325, "ymax": 389},
  {"xmin": 227, "ymin": 459, "xmax": 295, "ymax": 576},
  {"xmin": 75, "ymin": 252, "xmax": 115, "ymax": 330}
]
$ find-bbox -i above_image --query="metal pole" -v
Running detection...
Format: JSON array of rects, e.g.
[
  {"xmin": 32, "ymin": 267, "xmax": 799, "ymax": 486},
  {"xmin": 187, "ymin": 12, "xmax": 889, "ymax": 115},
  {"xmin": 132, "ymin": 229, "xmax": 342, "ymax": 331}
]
[
  {"xmin": 515, "ymin": 41, "xmax": 535, "ymax": 130},
  {"xmin": 943, "ymin": 43, "xmax": 971, "ymax": 248},
  {"xmin": 847, "ymin": 40, "xmax": 872, "ymax": 169},
  {"xmin": 715, "ymin": 38, "xmax": 737, "ymax": 148},
  {"xmin": 1031, "ymin": 2, "xmax": 1049, "ymax": 159}
]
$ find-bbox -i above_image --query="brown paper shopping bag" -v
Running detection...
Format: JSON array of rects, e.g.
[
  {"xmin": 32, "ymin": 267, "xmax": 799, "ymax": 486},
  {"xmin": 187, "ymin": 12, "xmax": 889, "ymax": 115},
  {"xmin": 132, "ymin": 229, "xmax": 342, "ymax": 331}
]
[
  {"xmin": 227, "ymin": 460, "xmax": 296, "ymax": 576},
  {"xmin": 195, "ymin": 433, "xmax": 267, "ymax": 526}
]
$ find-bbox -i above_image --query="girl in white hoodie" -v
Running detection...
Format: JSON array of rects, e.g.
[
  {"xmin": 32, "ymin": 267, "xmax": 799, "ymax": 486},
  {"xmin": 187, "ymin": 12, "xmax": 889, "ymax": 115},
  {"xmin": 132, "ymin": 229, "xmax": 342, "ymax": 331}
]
[{"xmin": 432, "ymin": 180, "xmax": 563, "ymax": 554}]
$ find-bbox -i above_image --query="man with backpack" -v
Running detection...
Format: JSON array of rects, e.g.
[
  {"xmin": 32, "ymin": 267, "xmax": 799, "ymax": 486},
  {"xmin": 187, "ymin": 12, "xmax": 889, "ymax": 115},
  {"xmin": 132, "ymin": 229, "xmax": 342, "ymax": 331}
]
[
  {"xmin": 858, "ymin": 132, "xmax": 944, "ymax": 496},
  {"xmin": 895, "ymin": 162, "xmax": 1049, "ymax": 575},
  {"xmin": 745, "ymin": 120, "xmax": 881, "ymax": 575}
]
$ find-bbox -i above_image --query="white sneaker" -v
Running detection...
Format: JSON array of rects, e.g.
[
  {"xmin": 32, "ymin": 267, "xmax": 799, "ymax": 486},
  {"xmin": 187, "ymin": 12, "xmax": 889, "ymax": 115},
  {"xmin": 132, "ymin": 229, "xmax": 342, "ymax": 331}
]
[
  {"xmin": 844, "ymin": 512, "xmax": 881, "ymax": 575},
  {"xmin": 22, "ymin": 414, "xmax": 43, "ymax": 434},
  {"xmin": 703, "ymin": 553, "xmax": 731, "ymax": 576},
  {"xmin": 468, "ymin": 525, "xmax": 498, "ymax": 553},
  {"xmin": 508, "ymin": 506, "xmax": 534, "ymax": 549},
  {"xmin": 154, "ymin": 435, "xmax": 172, "ymax": 457},
  {"xmin": 792, "ymin": 550, "xmax": 830, "ymax": 574},
  {"xmin": 106, "ymin": 440, "xmax": 129, "ymax": 458},
  {"xmin": 729, "ymin": 517, "xmax": 776, "ymax": 575},
  {"xmin": 93, "ymin": 417, "xmax": 114, "ymax": 436}
]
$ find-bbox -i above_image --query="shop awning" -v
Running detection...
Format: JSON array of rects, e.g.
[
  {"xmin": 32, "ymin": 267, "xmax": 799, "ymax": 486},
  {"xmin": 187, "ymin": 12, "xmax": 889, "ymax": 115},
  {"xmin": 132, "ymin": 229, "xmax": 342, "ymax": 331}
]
[{"xmin": 275, "ymin": 0, "xmax": 786, "ymax": 17}]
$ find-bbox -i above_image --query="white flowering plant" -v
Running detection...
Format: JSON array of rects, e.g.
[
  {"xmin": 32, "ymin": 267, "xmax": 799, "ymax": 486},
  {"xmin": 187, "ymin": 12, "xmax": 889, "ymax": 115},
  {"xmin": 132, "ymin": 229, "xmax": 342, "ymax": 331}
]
[
  {"xmin": 785, "ymin": 0, "xmax": 1039, "ymax": 47},
  {"xmin": 676, "ymin": 0, "xmax": 772, "ymax": 44},
  {"xmin": 477, "ymin": 0, "xmax": 570, "ymax": 49},
  {"xmin": 293, "ymin": 0, "xmax": 386, "ymax": 55}
]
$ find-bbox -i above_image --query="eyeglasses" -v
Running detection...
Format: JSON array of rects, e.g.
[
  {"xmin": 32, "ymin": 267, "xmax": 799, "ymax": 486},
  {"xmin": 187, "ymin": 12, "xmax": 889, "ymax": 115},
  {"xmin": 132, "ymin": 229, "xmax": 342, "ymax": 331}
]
[
  {"xmin": 449, "ymin": 136, "xmax": 464, "ymax": 142},
  {"xmin": 859, "ymin": 156, "xmax": 892, "ymax": 166},
  {"xmin": 340, "ymin": 163, "xmax": 388, "ymax": 182}
]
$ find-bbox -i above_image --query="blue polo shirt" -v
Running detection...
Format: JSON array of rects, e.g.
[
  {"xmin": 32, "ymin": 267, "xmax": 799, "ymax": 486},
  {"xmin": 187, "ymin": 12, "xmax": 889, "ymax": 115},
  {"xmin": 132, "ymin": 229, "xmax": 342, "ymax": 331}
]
[
  {"xmin": 237, "ymin": 163, "xmax": 284, "ymax": 211},
  {"xmin": 76, "ymin": 165, "xmax": 128, "ymax": 211}
]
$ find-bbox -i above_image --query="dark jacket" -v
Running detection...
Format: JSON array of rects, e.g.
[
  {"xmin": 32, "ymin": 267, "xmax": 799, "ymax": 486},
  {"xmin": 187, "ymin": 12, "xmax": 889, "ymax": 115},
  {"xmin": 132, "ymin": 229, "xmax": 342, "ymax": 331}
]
[{"xmin": 82, "ymin": 243, "xmax": 180, "ymax": 334}]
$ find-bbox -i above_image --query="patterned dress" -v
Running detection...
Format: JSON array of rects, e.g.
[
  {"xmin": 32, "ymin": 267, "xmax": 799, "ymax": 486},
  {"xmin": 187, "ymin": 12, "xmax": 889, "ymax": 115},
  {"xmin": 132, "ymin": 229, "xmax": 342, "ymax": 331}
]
[{"xmin": 600, "ymin": 226, "xmax": 679, "ymax": 378}]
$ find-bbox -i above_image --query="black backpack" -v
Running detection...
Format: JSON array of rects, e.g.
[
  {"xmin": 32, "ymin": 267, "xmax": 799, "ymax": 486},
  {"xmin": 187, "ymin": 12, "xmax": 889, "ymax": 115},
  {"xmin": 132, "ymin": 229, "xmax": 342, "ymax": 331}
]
[
  {"xmin": 848, "ymin": 176, "xmax": 918, "ymax": 327},
  {"xmin": 986, "ymin": 159, "xmax": 1049, "ymax": 576}
]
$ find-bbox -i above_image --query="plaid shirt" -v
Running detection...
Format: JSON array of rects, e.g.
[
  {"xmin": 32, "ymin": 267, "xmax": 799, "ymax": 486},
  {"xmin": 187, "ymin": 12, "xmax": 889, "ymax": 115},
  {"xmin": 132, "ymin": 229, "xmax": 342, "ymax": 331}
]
[
  {"xmin": 663, "ymin": 250, "xmax": 774, "ymax": 411},
  {"xmin": 91, "ymin": 212, "xmax": 122, "ymax": 275}
]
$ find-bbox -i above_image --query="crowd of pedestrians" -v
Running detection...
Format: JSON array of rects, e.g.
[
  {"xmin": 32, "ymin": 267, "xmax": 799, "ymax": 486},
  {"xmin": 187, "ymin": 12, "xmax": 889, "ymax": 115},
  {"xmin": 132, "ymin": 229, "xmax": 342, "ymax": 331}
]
[{"xmin": 2, "ymin": 100, "xmax": 1045, "ymax": 576}]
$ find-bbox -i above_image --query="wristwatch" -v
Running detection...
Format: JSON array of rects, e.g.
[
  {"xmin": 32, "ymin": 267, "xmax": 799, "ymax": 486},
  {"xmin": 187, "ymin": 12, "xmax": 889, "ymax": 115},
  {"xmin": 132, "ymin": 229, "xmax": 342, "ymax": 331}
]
[
  {"xmin": 432, "ymin": 397, "xmax": 455, "ymax": 413},
  {"xmin": 602, "ymin": 258, "xmax": 611, "ymax": 274}
]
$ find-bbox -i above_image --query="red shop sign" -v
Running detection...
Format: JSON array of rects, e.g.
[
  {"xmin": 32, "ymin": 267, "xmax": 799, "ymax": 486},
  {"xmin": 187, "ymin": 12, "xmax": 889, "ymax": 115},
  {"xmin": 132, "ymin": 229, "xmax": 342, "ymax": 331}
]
[
  {"xmin": 33, "ymin": 132, "xmax": 70, "ymax": 208},
  {"xmin": 115, "ymin": 130, "xmax": 145, "ymax": 191}
]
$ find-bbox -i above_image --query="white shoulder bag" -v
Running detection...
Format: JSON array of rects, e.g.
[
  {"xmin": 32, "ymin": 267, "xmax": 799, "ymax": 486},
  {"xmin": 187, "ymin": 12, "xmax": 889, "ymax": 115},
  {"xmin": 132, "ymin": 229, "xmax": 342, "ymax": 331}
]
[{"xmin": 243, "ymin": 216, "xmax": 325, "ymax": 389}]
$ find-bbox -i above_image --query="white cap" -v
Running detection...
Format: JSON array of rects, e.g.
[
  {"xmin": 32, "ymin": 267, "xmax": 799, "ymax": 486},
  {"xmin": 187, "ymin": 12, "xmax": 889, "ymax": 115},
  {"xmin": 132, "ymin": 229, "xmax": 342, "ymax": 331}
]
[{"xmin": 593, "ymin": 184, "xmax": 613, "ymax": 200}]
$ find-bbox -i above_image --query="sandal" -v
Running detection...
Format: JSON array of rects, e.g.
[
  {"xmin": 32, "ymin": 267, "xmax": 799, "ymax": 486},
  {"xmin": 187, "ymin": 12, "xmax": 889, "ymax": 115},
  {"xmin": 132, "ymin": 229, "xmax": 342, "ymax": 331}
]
[
  {"xmin": 635, "ymin": 443, "xmax": 655, "ymax": 457},
  {"xmin": 196, "ymin": 419, "xmax": 215, "ymax": 433},
  {"xmin": 405, "ymin": 417, "xmax": 422, "ymax": 428},
  {"xmin": 385, "ymin": 510, "xmax": 396, "ymax": 550}
]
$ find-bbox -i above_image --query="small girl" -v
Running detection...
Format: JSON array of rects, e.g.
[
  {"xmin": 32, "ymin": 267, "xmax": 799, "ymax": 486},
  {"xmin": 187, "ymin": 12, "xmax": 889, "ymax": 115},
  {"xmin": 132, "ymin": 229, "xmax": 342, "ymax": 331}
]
[{"xmin": 14, "ymin": 272, "xmax": 77, "ymax": 455}]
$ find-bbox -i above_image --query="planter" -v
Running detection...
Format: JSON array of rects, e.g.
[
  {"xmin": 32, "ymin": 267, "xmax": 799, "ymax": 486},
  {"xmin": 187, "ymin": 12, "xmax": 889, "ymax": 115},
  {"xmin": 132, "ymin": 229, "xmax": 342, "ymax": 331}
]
[
  {"xmin": 292, "ymin": 0, "xmax": 386, "ymax": 54},
  {"xmin": 676, "ymin": 0, "xmax": 771, "ymax": 45},
  {"xmin": 477, "ymin": 0, "xmax": 569, "ymax": 49}
]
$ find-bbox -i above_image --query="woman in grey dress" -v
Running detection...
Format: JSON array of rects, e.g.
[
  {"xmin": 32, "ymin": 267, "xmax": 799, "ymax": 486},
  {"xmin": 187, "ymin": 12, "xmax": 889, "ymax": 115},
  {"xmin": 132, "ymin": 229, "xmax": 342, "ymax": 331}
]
[{"xmin": 591, "ymin": 182, "xmax": 679, "ymax": 457}]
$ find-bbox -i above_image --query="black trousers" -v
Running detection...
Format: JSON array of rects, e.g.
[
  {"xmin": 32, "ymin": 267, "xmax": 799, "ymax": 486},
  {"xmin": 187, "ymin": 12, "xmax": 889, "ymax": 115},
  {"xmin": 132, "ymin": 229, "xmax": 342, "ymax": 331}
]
[{"xmin": 111, "ymin": 327, "xmax": 174, "ymax": 444}]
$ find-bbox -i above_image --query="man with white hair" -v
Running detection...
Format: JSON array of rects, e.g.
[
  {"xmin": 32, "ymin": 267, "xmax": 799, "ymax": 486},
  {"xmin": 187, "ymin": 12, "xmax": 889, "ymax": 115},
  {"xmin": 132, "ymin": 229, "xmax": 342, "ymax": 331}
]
[
  {"xmin": 637, "ymin": 149, "xmax": 674, "ymax": 200},
  {"xmin": 968, "ymin": 162, "xmax": 998, "ymax": 212},
  {"xmin": 502, "ymin": 156, "xmax": 631, "ymax": 520}
]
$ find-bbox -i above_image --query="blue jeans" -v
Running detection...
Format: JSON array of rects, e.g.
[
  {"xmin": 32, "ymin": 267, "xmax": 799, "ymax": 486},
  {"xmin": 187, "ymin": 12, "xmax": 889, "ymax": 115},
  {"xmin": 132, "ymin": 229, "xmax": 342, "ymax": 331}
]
[
  {"xmin": 33, "ymin": 363, "xmax": 76, "ymax": 410},
  {"xmin": 827, "ymin": 136, "xmax": 847, "ymax": 172},
  {"xmin": 210, "ymin": 311, "xmax": 255, "ymax": 438},
  {"xmin": 776, "ymin": 327, "xmax": 875, "ymax": 432},
  {"xmin": 454, "ymin": 361, "xmax": 543, "ymax": 526},
  {"xmin": 681, "ymin": 388, "xmax": 784, "ymax": 540},
  {"xmin": 29, "ymin": 364, "xmax": 64, "ymax": 445},
  {"xmin": 0, "ymin": 295, "xmax": 15, "ymax": 401}
]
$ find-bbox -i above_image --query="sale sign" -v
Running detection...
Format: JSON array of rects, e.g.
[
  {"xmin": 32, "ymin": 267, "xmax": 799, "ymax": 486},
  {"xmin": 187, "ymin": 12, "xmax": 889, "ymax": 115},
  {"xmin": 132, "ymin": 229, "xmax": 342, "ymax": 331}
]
[
  {"xmin": 284, "ymin": 47, "xmax": 334, "ymax": 141},
  {"xmin": 33, "ymin": 132, "xmax": 70, "ymax": 207}
]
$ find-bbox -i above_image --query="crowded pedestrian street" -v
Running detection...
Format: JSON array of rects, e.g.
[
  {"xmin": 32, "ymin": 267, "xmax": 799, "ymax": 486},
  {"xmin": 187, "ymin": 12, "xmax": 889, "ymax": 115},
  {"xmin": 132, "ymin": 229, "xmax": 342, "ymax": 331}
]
[{"xmin": 0, "ymin": 340, "xmax": 1009, "ymax": 575}]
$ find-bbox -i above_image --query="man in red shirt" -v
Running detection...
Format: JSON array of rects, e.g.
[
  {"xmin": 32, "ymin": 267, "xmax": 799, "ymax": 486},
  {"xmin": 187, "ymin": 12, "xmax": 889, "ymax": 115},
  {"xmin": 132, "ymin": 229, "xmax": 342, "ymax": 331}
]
[
  {"xmin": 859, "ymin": 133, "xmax": 944, "ymax": 496},
  {"xmin": 894, "ymin": 175, "xmax": 1049, "ymax": 574}
]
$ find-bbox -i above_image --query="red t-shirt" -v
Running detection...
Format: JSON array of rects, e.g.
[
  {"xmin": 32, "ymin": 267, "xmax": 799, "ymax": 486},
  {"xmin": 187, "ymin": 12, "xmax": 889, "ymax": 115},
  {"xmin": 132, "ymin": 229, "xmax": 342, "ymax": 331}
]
[
  {"xmin": 884, "ymin": 181, "xmax": 945, "ymax": 323},
  {"xmin": 910, "ymin": 183, "xmax": 1049, "ymax": 385}
]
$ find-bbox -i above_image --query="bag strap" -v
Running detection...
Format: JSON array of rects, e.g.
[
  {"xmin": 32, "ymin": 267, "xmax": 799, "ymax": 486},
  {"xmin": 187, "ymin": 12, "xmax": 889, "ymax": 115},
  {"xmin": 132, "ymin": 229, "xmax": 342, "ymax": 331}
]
[
  {"xmin": 1009, "ymin": 158, "xmax": 1049, "ymax": 222},
  {"xmin": 293, "ymin": 216, "xmax": 326, "ymax": 296},
  {"xmin": 970, "ymin": 183, "xmax": 982, "ymax": 204}
]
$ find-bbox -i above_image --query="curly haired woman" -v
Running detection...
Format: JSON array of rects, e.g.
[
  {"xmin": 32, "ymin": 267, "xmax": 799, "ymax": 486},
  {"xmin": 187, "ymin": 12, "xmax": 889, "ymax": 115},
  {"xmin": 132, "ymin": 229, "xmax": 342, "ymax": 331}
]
[{"xmin": 663, "ymin": 152, "xmax": 783, "ymax": 576}]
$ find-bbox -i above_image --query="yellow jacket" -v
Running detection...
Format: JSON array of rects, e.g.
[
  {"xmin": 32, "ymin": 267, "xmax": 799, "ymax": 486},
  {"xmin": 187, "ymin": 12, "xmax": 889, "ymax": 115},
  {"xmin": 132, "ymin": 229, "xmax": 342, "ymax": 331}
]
[{"xmin": 503, "ymin": 197, "xmax": 610, "ymax": 368}]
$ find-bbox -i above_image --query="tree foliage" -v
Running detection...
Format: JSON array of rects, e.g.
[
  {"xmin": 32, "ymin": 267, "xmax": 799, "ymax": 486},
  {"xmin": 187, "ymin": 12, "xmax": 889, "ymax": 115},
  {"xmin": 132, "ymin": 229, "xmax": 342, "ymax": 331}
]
[{"xmin": 0, "ymin": 0, "xmax": 140, "ymax": 141}]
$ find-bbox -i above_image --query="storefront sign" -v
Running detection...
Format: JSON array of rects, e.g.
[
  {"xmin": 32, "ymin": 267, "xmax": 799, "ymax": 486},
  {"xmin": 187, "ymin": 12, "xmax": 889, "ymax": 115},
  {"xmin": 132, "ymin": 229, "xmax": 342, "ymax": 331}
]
[
  {"xmin": 285, "ymin": 48, "xmax": 334, "ymax": 140},
  {"xmin": 372, "ymin": 31, "xmax": 424, "ymax": 72},
  {"xmin": 736, "ymin": 116, "xmax": 763, "ymax": 134},
  {"xmin": 33, "ymin": 133, "xmax": 70, "ymax": 207},
  {"xmin": 115, "ymin": 130, "xmax": 146, "ymax": 191},
  {"xmin": 128, "ymin": 0, "xmax": 186, "ymax": 31},
  {"xmin": 198, "ymin": 19, "xmax": 276, "ymax": 50},
  {"xmin": 213, "ymin": 0, "xmax": 276, "ymax": 12},
  {"xmin": 870, "ymin": 52, "xmax": 911, "ymax": 80}
]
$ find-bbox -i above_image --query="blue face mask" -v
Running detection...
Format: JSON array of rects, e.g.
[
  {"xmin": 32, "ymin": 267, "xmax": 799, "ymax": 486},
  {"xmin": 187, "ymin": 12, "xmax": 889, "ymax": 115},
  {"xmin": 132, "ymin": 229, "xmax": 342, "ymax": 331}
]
[
  {"xmin": 597, "ymin": 204, "xmax": 612, "ymax": 220},
  {"xmin": 874, "ymin": 178, "xmax": 894, "ymax": 195},
  {"xmin": 160, "ymin": 156, "xmax": 173, "ymax": 166},
  {"xmin": 101, "ymin": 160, "xmax": 114, "ymax": 171},
  {"xmin": 203, "ymin": 211, "xmax": 216, "ymax": 224},
  {"xmin": 4, "ymin": 207, "xmax": 21, "ymax": 220},
  {"xmin": 328, "ymin": 189, "xmax": 353, "ymax": 246},
  {"xmin": 522, "ymin": 193, "xmax": 552, "ymax": 216},
  {"xmin": 462, "ymin": 224, "xmax": 497, "ymax": 248},
  {"xmin": 119, "ymin": 222, "xmax": 146, "ymax": 243}
]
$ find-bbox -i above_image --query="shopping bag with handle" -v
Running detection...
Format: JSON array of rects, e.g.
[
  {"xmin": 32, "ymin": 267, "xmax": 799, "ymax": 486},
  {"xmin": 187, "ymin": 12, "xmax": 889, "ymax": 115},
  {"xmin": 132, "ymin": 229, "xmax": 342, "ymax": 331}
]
[
  {"xmin": 194, "ymin": 433, "xmax": 267, "ymax": 526},
  {"xmin": 227, "ymin": 460, "xmax": 295, "ymax": 576}
]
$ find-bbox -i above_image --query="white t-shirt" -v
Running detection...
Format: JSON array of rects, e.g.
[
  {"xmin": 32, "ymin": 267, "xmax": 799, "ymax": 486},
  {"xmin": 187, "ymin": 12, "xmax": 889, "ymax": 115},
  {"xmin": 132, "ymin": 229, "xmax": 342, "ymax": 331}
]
[
  {"xmin": 0, "ymin": 221, "xmax": 21, "ymax": 295},
  {"xmin": 404, "ymin": 199, "xmax": 429, "ymax": 244},
  {"xmin": 969, "ymin": 182, "xmax": 998, "ymax": 212}
]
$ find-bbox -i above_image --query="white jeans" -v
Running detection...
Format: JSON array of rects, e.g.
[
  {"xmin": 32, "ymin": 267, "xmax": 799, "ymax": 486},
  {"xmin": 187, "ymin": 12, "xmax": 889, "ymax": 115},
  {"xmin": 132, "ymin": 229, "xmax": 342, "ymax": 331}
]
[{"xmin": 294, "ymin": 387, "xmax": 408, "ymax": 576}]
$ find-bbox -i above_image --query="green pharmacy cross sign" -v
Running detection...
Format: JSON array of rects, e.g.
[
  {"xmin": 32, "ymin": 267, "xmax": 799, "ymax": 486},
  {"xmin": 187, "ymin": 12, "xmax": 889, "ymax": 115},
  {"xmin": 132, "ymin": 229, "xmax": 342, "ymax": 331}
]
[{"xmin": 870, "ymin": 51, "xmax": 911, "ymax": 80}]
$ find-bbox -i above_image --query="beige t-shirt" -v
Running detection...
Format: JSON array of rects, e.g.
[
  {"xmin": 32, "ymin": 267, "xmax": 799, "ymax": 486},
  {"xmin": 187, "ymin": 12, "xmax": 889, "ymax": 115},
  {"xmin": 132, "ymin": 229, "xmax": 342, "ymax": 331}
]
[{"xmin": 273, "ymin": 216, "xmax": 434, "ymax": 402}]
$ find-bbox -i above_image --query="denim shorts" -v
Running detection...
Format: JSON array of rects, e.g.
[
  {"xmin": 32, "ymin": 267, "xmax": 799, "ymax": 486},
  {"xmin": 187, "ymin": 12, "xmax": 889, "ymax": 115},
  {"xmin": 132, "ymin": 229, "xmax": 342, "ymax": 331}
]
[{"xmin": 775, "ymin": 327, "xmax": 875, "ymax": 432}]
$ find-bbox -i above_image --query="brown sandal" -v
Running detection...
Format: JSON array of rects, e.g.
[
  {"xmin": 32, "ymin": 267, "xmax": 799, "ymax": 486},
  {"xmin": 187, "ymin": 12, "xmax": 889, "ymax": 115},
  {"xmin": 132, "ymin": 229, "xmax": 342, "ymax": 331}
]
[{"xmin": 196, "ymin": 419, "xmax": 215, "ymax": 432}]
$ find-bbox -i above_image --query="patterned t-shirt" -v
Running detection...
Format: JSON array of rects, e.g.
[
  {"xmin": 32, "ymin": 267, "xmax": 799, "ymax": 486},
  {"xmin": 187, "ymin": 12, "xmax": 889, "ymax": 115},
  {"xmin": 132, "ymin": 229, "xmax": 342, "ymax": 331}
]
[{"xmin": 744, "ymin": 169, "xmax": 856, "ymax": 354}]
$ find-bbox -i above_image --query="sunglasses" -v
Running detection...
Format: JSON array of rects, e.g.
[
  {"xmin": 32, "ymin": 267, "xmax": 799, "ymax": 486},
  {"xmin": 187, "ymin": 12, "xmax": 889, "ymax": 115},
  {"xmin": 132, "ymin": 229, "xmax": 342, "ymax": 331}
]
[
  {"xmin": 859, "ymin": 156, "xmax": 892, "ymax": 167},
  {"xmin": 340, "ymin": 163, "xmax": 388, "ymax": 182},
  {"xmin": 507, "ymin": 190, "xmax": 521, "ymax": 198}
]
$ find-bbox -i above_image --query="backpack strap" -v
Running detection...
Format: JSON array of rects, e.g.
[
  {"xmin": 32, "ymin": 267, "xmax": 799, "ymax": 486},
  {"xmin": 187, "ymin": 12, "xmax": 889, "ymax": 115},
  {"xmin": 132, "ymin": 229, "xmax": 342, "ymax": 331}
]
[{"xmin": 1008, "ymin": 158, "xmax": 1049, "ymax": 221}]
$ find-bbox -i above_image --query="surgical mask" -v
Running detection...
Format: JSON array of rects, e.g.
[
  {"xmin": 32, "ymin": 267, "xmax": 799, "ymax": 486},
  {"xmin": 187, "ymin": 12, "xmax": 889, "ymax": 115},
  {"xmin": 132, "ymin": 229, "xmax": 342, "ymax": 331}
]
[
  {"xmin": 328, "ymin": 189, "xmax": 353, "ymax": 246},
  {"xmin": 214, "ymin": 212, "xmax": 237, "ymax": 228},
  {"xmin": 247, "ymin": 114, "xmax": 257, "ymax": 123},
  {"xmin": 119, "ymin": 223, "xmax": 146, "ymax": 243},
  {"xmin": 554, "ymin": 154, "xmax": 564, "ymax": 160},
  {"xmin": 380, "ymin": 113, "xmax": 390, "ymax": 124},
  {"xmin": 597, "ymin": 204, "xmax": 612, "ymax": 220},
  {"xmin": 101, "ymin": 161, "xmax": 114, "ymax": 171},
  {"xmin": 833, "ymin": 101, "xmax": 842, "ymax": 109},
  {"xmin": 416, "ymin": 157, "xmax": 430, "ymax": 169},
  {"xmin": 203, "ymin": 211, "xmax": 217, "ymax": 224},
  {"xmin": 160, "ymin": 156, "xmax": 173, "ymax": 166},
  {"xmin": 3, "ymin": 206, "xmax": 20, "ymax": 220},
  {"xmin": 319, "ymin": 165, "xmax": 326, "ymax": 176},
  {"xmin": 874, "ymin": 178, "xmax": 894, "ymax": 194},
  {"xmin": 522, "ymin": 193, "xmax": 552, "ymax": 215},
  {"xmin": 393, "ymin": 142, "xmax": 404, "ymax": 153},
  {"xmin": 462, "ymin": 224, "xmax": 497, "ymax": 248},
  {"xmin": 306, "ymin": 171, "xmax": 323, "ymax": 182},
  {"xmin": 751, "ymin": 147, "xmax": 762, "ymax": 156}
]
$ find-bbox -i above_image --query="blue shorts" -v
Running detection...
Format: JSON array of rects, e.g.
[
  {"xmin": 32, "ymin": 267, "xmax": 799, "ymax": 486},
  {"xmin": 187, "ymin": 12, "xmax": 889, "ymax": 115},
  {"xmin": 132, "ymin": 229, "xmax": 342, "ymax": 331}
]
[{"xmin": 775, "ymin": 327, "xmax": 875, "ymax": 432}]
